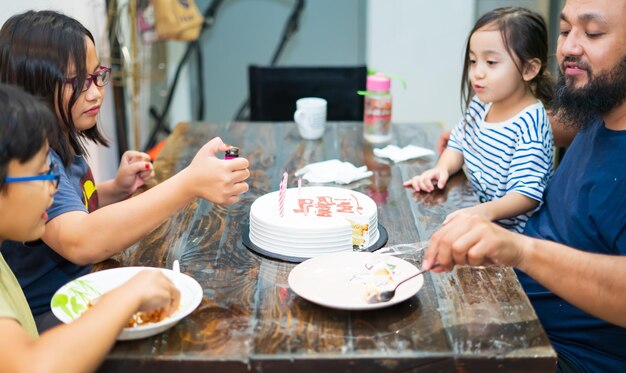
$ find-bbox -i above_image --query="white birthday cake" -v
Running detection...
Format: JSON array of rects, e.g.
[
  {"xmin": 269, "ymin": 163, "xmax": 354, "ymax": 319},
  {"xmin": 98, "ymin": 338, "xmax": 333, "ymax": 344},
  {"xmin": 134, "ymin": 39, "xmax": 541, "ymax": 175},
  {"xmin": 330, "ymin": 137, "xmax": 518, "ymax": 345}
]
[{"xmin": 249, "ymin": 186, "xmax": 379, "ymax": 258}]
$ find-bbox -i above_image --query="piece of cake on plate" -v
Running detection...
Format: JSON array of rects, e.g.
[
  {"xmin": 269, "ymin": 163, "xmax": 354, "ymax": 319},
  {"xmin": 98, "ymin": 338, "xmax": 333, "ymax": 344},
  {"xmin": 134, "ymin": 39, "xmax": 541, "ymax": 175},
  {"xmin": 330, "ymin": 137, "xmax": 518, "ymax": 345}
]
[{"xmin": 363, "ymin": 260, "xmax": 399, "ymax": 303}]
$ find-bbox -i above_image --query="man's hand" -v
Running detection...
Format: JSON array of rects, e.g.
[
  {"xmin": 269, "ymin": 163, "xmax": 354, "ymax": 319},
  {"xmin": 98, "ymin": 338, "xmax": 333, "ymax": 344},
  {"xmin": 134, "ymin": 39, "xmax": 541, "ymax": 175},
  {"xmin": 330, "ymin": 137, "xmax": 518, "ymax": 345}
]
[
  {"xmin": 443, "ymin": 205, "xmax": 492, "ymax": 225},
  {"xmin": 423, "ymin": 213, "xmax": 527, "ymax": 272}
]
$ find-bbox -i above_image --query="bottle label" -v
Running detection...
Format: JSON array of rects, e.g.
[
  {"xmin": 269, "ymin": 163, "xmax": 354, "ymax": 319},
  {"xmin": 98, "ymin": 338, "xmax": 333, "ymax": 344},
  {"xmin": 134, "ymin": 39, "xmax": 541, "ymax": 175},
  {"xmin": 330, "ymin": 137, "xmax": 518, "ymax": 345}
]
[{"xmin": 364, "ymin": 96, "xmax": 392, "ymax": 140}]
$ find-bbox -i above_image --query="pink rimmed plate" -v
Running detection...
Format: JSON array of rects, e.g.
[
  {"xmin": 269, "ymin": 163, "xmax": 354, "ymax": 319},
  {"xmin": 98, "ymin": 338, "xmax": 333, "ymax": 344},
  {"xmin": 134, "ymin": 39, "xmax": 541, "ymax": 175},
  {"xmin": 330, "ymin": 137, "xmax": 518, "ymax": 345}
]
[{"xmin": 288, "ymin": 251, "xmax": 423, "ymax": 310}]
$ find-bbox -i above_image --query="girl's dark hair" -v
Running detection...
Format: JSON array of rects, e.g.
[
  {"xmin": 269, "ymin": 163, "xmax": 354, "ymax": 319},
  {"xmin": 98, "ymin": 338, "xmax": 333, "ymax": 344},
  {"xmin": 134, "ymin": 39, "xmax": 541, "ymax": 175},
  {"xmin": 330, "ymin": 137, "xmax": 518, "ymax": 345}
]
[
  {"xmin": 0, "ymin": 83, "xmax": 57, "ymax": 189},
  {"xmin": 0, "ymin": 10, "xmax": 109, "ymax": 166},
  {"xmin": 460, "ymin": 7, "xmax": 554, "ymax": 113}
]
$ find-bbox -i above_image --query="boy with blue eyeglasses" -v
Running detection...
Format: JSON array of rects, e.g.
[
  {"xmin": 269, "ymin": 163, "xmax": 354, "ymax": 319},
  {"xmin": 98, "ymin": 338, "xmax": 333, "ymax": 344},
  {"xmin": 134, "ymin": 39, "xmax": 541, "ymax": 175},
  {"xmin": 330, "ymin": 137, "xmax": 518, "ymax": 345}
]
[{"xmin": 0, "ymin": 83, "xmax": 180, "ymax": 372}]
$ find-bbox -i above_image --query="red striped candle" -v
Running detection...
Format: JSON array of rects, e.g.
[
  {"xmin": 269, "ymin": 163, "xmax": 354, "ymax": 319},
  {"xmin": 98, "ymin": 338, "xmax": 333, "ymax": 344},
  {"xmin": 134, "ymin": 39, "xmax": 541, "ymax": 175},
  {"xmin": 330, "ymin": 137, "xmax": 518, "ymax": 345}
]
[{"xmin": 279, "ymin": 171, "xmax": 288, "ymax": 217}]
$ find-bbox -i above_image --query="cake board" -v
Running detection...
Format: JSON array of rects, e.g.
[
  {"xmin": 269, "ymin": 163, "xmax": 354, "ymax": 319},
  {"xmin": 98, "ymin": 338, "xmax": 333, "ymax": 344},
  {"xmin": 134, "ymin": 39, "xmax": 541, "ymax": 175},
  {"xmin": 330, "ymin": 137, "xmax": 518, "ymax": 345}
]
[{"xmin": 241, "ymin": 223, "xmax": 388, "ymax": 263}]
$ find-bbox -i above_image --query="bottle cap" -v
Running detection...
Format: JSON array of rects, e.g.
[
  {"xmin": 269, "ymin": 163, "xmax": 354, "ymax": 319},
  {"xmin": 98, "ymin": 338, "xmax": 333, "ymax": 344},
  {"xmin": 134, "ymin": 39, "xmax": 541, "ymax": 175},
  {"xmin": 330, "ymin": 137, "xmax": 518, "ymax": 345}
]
[{"xmin": 366, "ymin": 74, "xmax": 391, "ymax": 92}]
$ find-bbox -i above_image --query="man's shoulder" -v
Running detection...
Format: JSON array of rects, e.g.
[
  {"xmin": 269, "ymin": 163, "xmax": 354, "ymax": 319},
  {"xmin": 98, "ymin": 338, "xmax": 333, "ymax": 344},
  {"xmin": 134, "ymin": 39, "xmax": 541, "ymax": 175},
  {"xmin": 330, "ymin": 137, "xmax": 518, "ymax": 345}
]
[{"xmin": 582, "ymin": 116, "xmax": 604, "ymax": 132}]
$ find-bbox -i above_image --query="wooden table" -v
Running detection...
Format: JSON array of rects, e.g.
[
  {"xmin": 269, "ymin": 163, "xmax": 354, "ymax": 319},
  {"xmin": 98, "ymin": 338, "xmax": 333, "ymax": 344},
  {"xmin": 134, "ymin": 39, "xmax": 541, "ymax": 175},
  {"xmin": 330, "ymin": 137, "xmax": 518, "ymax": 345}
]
[{"xmin": 99, "ymin": 121, "xmax": 556, "ymax": 372}]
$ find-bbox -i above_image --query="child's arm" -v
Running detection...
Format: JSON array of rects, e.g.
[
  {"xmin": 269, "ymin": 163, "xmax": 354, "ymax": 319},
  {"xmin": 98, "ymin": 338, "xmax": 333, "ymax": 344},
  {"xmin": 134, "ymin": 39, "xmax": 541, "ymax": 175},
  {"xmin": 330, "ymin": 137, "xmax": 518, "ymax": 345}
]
[
  {"xmin": 0, "ymin": 270, "xmax": 179, "ymax": 373},
  {"xmin": 445, "ymin": 192, "xmax": 539, "ymax": 224},
  {"xmin": 437, "ymin": 130, "xmax": 452, "ymax": 155},
  {"xmin": 97, "ymin": 151, "xmax": 154, "ymax": 207},
  {"xmin": 42, "ymin": 137, "xmax": 250, "ymax": 265},
  {"xmin": 403, "ymin": 148, "xmax": 464, "ymax": 192},
  {"xmin": 445, "ymin": 107, "xmax": 553, "ymax": 225}
]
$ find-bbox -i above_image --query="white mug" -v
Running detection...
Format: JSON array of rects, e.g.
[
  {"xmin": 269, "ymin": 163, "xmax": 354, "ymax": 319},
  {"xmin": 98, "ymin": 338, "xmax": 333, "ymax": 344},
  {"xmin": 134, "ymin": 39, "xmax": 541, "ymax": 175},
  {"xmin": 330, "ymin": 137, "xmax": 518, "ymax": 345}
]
[{"xmin": 294, "ymin": 97, "xmax": 327, "ymax": 140}]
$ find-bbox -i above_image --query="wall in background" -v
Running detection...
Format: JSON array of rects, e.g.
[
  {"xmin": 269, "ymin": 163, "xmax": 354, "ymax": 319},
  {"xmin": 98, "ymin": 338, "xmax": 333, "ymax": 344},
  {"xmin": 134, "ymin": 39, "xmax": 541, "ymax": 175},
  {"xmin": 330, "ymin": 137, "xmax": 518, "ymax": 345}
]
[
  {"xmin": 367, "ymin": 0, "xmax": 475, "ymax": 130},
  {"xmin": 2, "ymin": 1, "xmax": 563, "ymax": 179},
  {"xmin": 477, "ymin": 0, "xmax": 549, "ymax": 16},
  {"xmin": 182, "ymin": 0, "xmax": 478, "ymax": 130},
  {"xmin": 367, "ymin": 0, "xmax": 558, "ymax": 130},
  {"xmin": 187, "ymin": 0, "xmax": 366, "ymax": 123}
]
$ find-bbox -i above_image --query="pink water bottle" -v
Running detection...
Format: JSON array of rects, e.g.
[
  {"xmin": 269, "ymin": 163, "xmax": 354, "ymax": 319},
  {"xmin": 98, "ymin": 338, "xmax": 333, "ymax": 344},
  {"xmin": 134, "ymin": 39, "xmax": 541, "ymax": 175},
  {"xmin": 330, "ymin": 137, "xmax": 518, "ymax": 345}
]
[{"xmin": 363, "ymin": 74, "xmax": 392, "ymax": 143}]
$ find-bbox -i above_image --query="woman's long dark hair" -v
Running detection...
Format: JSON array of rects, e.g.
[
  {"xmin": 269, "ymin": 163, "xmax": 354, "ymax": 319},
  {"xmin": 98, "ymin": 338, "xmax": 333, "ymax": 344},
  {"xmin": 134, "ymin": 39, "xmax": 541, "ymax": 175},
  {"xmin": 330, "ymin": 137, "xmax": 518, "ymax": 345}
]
[
  {"xmin": 0, "ymin": 10, "xmax": 109, "ymax": 166},
  {"xmin": 460, "ymin": 7, "xmax": 554, "ymax": 113}
]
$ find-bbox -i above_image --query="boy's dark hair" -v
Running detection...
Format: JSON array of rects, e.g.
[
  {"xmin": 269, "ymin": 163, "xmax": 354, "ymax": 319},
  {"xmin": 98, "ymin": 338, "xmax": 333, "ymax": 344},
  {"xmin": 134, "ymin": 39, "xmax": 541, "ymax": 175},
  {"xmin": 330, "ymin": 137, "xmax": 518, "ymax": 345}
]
[
  {"xmin": 0, "ymin": 10, "xmax": 109, "ymax": 167},
  {"xmin": 460, "ymin": 7, "xmax": 554, "ymax": 113},
  {"xmin": 0, "ymin": 83, "xmax": 57, "ymax": 189}
]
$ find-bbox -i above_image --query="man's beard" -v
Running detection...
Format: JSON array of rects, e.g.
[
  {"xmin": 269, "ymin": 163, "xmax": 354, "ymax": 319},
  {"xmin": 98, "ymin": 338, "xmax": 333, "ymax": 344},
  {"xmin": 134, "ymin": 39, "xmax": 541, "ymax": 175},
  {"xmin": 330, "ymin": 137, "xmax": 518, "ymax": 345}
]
[{"xmin": 552, "ymin": 54, "xmax": 626, "ymax": 130}]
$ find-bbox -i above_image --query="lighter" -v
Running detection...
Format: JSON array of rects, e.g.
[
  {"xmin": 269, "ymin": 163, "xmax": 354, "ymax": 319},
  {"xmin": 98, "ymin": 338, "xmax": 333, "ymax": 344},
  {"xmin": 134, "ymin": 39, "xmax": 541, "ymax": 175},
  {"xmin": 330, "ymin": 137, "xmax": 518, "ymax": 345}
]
[{"xmin": 225, "ymin": 146, "xmax": 240, "ymax": 160}]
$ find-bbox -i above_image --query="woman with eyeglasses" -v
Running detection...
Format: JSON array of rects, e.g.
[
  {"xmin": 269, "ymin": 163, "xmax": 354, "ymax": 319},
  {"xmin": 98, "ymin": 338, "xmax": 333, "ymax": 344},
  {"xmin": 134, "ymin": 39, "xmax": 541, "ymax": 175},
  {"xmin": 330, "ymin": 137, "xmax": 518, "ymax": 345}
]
[{"xmin": 0, "ymin": 10, "xmax": 250, "ymax": 331}]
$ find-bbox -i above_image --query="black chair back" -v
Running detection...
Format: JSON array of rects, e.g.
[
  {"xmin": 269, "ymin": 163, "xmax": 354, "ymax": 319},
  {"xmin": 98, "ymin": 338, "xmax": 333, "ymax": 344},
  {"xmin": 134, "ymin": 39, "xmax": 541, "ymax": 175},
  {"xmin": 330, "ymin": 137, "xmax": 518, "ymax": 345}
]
[{"xmin": 248, "ymin": 65, "xmax": 367, "ymax": 121}]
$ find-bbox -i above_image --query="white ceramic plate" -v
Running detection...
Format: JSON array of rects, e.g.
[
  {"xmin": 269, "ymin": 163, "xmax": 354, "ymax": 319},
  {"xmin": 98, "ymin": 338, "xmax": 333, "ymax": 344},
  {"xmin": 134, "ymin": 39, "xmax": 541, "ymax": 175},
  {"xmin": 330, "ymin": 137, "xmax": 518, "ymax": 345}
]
[
  {"xmin": 51, "ymin": 267, "xmax": 203, "ymax": 340},
  {"xmin": 288, "ymin": 252, "xmax": 424, "ymax": 310}
]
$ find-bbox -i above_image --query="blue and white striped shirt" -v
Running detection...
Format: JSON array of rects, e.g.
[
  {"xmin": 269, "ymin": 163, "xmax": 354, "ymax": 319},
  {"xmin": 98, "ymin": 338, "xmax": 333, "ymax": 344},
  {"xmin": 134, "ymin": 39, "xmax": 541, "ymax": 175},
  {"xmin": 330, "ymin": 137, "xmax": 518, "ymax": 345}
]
[{"xmin": 448, "ymin": 97, "xmax": 554, "ymax": 232}]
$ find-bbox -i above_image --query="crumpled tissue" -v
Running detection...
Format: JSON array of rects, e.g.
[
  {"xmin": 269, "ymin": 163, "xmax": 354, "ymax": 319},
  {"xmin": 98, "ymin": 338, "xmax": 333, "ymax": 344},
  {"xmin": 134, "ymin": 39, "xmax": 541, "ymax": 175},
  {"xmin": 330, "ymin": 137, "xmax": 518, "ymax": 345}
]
[
  {"xmin": 373, "ymin": 144, "xmax": 435, "ymax": 163},
  {"xmin": 294, "ymin": 159, "xmax": 372, "ymax": 185}
]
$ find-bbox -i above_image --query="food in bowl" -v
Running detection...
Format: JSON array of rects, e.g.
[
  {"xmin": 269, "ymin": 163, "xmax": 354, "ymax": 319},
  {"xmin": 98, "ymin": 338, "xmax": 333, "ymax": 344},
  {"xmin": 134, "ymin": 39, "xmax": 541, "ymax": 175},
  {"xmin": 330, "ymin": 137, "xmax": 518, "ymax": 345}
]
[
  {"xmin": 87, "ymin": 301, "xmax": 168, "ymax": 328},
  {"xmin": 127, "ymin": 309, "xmax": 167, "ymax": 327}
]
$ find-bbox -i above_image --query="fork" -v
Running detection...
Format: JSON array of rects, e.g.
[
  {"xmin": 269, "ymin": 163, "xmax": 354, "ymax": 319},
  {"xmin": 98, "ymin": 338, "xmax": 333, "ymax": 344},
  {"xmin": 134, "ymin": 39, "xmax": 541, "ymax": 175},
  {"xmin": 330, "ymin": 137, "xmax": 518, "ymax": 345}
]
[
  {"xmin": 366, "ymin": 263, "xmax": 440, "ymax": 304},
  {"xmin": 365, "ymin": 241, "xmax": 428, "ymax": 270}
]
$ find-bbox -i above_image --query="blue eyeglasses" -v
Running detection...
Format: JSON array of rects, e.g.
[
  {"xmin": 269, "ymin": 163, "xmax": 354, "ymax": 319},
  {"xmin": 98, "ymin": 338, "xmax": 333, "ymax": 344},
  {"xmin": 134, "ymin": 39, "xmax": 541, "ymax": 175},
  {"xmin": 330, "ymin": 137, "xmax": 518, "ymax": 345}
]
[{"xmin": 5, "ymin": 160, "xmax": 60, "ymax": 189}]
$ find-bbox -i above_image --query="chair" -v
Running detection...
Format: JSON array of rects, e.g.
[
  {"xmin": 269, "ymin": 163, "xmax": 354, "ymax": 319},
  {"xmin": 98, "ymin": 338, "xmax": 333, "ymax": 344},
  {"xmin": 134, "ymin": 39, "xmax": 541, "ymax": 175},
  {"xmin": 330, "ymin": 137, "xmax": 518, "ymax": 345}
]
[{"xmin": 248, "ymin": 65, "xmax": 367, "ymax": 121}]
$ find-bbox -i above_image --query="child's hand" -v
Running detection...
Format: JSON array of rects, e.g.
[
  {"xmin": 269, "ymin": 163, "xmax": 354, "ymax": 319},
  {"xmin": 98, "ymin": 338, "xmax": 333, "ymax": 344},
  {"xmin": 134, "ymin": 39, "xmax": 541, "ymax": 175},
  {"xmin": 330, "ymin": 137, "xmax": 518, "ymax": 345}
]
[
  {"xmin": 444, "ymin": 205, "xmax": 492, "ymax": 225},
  {"xmin": 403, "ymin": 168, "xmax": 450, "ymax": 192},
  {"xmin": 127, "ymin": 270, "xmax": 181, "ymax": 318},
  {"xmin": 114, "ymin": 151, "xmax": 154, "ymax": 195},
  {"xmin": 182, "ymin": 137, "xmax": 250, "ymax": 205}
]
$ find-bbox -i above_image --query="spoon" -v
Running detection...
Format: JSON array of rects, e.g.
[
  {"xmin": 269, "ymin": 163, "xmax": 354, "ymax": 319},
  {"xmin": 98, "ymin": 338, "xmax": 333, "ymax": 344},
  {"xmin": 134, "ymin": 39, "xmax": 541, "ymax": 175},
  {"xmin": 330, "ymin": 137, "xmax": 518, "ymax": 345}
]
[
  {"xmin": 366, "ymin": 263, "xmax": 440, "ymax": 304},
  {"xmin": 173, "ymin": 260, "xmax": 180, "ymax": 274}
]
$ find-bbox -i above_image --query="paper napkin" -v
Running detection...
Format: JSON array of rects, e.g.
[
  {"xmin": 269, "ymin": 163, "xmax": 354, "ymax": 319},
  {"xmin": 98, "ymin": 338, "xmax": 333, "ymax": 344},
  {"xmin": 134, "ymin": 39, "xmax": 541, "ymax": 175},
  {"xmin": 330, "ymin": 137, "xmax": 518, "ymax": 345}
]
[
  {"xmin": 373, "ymin": 145, "xmax": 435, "ymax": 163},
  {"xmin": 294, "ymin": 159, "xmax": 373, "ymax": 185}
]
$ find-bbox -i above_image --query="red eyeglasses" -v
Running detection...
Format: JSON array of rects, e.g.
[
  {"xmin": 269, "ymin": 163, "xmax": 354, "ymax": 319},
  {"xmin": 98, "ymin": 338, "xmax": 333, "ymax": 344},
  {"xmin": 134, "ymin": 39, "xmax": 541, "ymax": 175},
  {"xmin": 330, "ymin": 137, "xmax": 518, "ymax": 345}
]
[{"xmin": 65, "ymin": 66, "xmax": 111, "ymax": 92}]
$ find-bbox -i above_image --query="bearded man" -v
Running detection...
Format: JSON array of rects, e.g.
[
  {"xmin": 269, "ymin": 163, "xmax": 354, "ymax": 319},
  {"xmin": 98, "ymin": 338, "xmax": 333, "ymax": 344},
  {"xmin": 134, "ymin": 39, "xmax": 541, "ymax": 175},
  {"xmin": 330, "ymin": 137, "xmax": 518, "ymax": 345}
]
[{"xmin": 423, "ymin": 1, "xmax": 626, "ymax": 372}]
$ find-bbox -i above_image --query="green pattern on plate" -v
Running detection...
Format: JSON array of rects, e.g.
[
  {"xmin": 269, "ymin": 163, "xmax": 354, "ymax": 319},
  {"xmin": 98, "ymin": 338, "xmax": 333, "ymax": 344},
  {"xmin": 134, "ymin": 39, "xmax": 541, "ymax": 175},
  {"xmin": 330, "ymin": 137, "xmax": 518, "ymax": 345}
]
[{"xmin": 51, "ymin": 279, "xmax": 101, "ymax": 319}]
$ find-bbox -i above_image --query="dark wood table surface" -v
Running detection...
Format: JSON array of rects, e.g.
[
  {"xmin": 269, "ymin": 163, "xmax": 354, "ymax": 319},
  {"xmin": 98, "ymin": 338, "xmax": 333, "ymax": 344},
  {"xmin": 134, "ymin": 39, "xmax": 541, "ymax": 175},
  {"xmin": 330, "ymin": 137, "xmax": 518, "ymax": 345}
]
[{"xmin": 98, "ymin": 121, "xmax": 556, "ymax": 372}]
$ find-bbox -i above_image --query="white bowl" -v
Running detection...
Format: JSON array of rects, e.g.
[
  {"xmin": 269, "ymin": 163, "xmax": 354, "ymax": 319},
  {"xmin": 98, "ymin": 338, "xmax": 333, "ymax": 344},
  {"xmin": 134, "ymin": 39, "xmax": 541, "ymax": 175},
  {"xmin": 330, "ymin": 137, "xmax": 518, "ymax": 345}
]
[{"xmin": 51, "ymin": 266, "xmax": 203, "ymax": 340}]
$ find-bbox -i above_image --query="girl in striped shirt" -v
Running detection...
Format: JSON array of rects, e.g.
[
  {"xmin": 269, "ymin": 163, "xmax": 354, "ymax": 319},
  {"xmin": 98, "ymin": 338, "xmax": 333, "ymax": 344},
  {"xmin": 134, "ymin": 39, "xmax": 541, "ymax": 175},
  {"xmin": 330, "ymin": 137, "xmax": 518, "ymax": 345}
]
[{"xmin": 404, "ymin": 7, "xmax": 555, "ymax": 233}]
